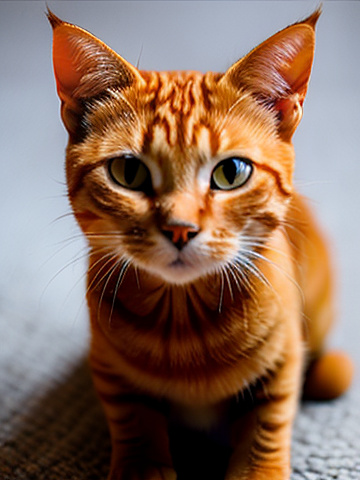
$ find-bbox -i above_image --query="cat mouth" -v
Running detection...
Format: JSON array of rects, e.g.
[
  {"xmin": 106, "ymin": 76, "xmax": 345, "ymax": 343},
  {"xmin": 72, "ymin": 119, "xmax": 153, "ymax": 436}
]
[
  {"xmin": 148, "ymin": 252, "xmax": 212, "ymax": 284},
  {"xmin": 169, "ymin": 258, "xmax": 186, "ymax": 268},
  {"xmin": 168, "ymin": 255, "xmax": 197, "ymax": 272},
  {"xmin": 167, "ymin": 255, "xmax": 206, "ymax": 274},
  {"xmin": 160, "ymin": 256, "xmax": 201, "ymax": 284}
]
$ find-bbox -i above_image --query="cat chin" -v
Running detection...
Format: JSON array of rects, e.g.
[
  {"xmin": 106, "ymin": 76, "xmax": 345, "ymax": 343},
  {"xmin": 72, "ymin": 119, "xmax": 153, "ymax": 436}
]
[
  {"xmin": 141, "ymin": 260, "xmax": 214, "ymax": 286},
  {"xmin": 149, "ymin": 266, "xmax": 207, "ymax": 286}
]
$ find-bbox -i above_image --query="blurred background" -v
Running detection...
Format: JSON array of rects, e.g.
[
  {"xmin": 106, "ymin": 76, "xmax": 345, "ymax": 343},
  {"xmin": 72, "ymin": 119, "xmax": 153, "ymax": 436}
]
[{"xmin": 0, "ymin": 1, "xmax": 359, "ymax": 376}]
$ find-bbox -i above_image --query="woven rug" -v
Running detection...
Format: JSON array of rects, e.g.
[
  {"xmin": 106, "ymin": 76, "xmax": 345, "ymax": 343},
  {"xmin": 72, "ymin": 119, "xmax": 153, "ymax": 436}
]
[{"xmin": 1, "ymin": 295, "xmax": 359, "ymax": 480}]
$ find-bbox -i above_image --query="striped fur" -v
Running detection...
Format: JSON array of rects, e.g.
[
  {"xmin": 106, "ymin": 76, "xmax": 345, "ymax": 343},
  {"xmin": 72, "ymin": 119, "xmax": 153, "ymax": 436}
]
[{"xmin": 49, "ymin": 7, "xmax": 352, "ymax": 480}]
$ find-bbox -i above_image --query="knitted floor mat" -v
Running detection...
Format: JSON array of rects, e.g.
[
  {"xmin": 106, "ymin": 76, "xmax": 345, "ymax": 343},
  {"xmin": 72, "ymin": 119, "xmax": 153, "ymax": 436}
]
[{"xmin": 1, "ymin": 300, "xmax": 359, "ymax": 480}]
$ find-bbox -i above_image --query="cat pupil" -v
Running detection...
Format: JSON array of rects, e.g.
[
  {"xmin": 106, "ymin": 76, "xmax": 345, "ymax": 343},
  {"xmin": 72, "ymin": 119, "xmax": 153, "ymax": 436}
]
[
  {"xmin": 124, "ymin": 158, "xmax": 140, "ymax": 185},
  {"xmin": 223, "ymin": 160, "xmax": 238, "ymax": 185}
]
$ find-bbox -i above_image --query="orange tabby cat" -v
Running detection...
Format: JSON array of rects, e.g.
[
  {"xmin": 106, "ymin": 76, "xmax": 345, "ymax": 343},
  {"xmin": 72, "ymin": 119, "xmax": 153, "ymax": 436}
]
[{"xmin": 49, "ymin": 8, "xmax": 353, "ymax": 480}]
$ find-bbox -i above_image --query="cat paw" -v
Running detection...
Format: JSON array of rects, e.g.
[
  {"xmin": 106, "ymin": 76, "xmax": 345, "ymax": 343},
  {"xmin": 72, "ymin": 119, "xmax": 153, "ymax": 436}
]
[
  {"xmin": 108, "ymin": 464, "xmax": 177, "ymax": 480},
  {"xmin": 251, "ymin": 470, "xmax": 289, "ymax": 480},
  {"xmin": 226, "ymin": 464, "xmax": 290, "ymax": 480},
  {"xmin": 246, "ymin": 466, "xmax": 290, "ymax": 480}
]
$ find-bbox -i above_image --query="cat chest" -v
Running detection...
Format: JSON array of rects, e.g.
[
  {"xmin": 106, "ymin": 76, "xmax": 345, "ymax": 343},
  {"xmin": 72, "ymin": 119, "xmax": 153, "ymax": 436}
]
[
  {"xmin": 90, "ymin": 288, "xmax": 286, "ymax": 404},
  {"xmin": 107, "ymin": 318, "xmax": 283, "ymax": 405}
]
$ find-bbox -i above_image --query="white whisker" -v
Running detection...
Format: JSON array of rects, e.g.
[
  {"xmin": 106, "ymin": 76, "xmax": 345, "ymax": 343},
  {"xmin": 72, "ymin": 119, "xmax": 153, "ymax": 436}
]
[
  {"xmin": 109, "ymin": 258, "xmax": 131, "ymax": 325},
  {"xmin": 97, "ymin": 257, "xmax": 122, "ymax": 321},
  {"xmin": 245, "ymin": 249, "xmax": 304, "ymax": 304},
  {"xmin": 253, "ymin": 252, "xmax": 305, "ymax": 304},
  {"xmin": 241, "ymin": 237, "xmax": 288, "ymax": 259},
  {"xmin": 49, "ymin": 211, "xmax": 77, "ymax": 225},
  {"xmin": 223, "ymin": 266, "xmax": 234, "ymax": 302},
  {"xmin": 71, "ymin": 248, "xmax": 117, "ymax": 320},
  {"xmin": 41, "ymin": 248, "xmax": 90, "ymax": 300},
  {"xmin": 230, "ymin": 260, "xmax": 256, "ymax": 294},
  {"xmin": 218, "ymin": 269, "xmax": 225, "ymax": 313},
  {"xmin": 134, "ymin": 265, "xmax": 141, "ymax": 290},
  {"xmin": 88, "ymin": 252, "xmax": 118, "ymax": 295},
  {"xmin": 235, "ymin": 252, "xmax": 272, "ymax": 290},
  {"xmin": 225, "ymin": 265, "xmax": 242, "ymax": 296}
]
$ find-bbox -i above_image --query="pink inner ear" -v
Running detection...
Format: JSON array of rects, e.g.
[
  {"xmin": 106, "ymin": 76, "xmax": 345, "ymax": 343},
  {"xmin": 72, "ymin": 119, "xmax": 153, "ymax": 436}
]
[
  {"xmin": 275, "ymin": 96, "xmax": 301, "ymax": 118},
  {"xmin": 52, "ymin": 27, "xmax": 84, "ymax": 103},
  {"xmin": 279, "ymin": 38, "xmax": 315, "ymax": 99}
]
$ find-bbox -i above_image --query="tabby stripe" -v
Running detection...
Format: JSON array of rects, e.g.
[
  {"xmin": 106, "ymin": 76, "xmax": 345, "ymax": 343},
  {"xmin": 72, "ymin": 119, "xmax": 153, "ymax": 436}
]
[
  {"xmin": 240, "ymin": 319, "xmax": 281, "ymax": 359},
  {"xmin": 200, "ymin": 75, "xmax": 212, "ymax": 112},
  {"xmin": 153, "ymin": 114, "xmax": 172, "ymax": 147},
  {"xmin": 108, "ymin": 412, "xmax": 137, "ymax": 426},
  {"xmin": 266, "ymin": 392, "xmax": 290, "ymax": 403},
  {"xmin": 68, "ymin": 159, "xmax": 107, "ymax": 198},
  {"xmin": 85, "ymin": 179, "xmax": 132, "ymax": 217},
  {"xmin": 254, "ymin": 163, "xmax": 292, "ymax": 197},
  {"xmin": 254, "ymin": 212, "xmax": 280, "ymax": 230},
  {"xmin": 259, "ymin": 420, "xmax": 287, "ymax": 433},
  {"xmin": 89, "ymin": 194, "xmax": 122, "ymax": 216},
  {"xmin": 141, "ymin": 125, "xmax": 154, "ymax": 155},
  {"xmin": 250, "ymin": 439, "xmax": 279, "ymax": 463},
  {"xmin": 187, "ymin": 83, "xmax": 196, "ymax": 114},
  {"xmin": 261, "ymin": 357, "xmax": 287, "ymax": 382},
  {"xmin": 169, "ymin": 86, "xmax": 181, "ymax": 115},
  {"xmin": 91, "ymin": 367, "xmax": 122, "ymax": 385},
  {"xmin": 145, "ymin": 72, "xmax": 162, "ymax": 111},
  {"xmin": 97, "ymin": 389, "xmax": 167, "ymax": 414},
  {"xmin": 75, "ymin": 210, "xmax": 101, "ymax": 222},
  {"xmin": 114, "ymin": 320, "xmax": 281, "ymax": 379},
  {"xmin": 255, "ymin": 390, "xmax": 290, "ymax": 407},
  {"xmin": 196, "ymin": 119, "xmax": 219, "ymax": 156},
  {"xmin": 209, "ymin": 126, "xmax": 220, "ymax": 156}
]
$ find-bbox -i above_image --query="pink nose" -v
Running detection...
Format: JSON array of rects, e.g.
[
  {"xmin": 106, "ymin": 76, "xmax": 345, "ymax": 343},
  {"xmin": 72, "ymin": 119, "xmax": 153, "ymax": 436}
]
[{"xmin": 161, "ymin": 223, "xmax": 199, "ymax": 250}]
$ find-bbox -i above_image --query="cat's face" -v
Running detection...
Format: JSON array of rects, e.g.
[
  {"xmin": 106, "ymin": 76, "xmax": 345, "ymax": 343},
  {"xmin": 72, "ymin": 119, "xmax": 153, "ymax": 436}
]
[
  {"xmin": 68, "ymin": 71, "xmax": 293, "ymax": 285},
  {"xmin": 49, "ymin": 10, "xmax": 318, "ymax": 285}
]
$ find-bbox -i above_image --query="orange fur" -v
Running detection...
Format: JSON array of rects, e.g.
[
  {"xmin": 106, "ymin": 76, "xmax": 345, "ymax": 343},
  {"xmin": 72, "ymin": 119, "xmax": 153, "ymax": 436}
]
[{"xmin": 49, "ymin": 7, "xmax": 352, "ymax": 479}]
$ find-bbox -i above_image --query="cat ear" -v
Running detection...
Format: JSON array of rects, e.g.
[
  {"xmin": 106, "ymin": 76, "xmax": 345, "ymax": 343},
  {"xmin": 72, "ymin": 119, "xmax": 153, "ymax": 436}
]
[
  {"xmin": 47, "ymin": 9, "xmax": 144, "ymax": 136},
  {"xmin": 221, "ymin": 9, "xmax": 321, "ymax": 140}
]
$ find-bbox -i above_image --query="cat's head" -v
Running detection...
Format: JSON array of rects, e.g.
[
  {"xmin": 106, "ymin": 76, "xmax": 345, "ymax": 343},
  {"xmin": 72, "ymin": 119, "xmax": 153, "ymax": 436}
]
[{"xmin": 49, "ymin": 9, "xmax": 319, "ymax": 285}]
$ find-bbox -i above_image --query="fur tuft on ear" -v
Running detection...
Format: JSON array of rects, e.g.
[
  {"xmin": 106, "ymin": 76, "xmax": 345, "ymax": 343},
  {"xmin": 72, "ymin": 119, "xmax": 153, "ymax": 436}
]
[
  {"xmin": 222, "ymin": 8, "xmax": 321, "ymax": 140},
  {"xmin": 47, "ymin": 8, "xmax": 144, "ymax": 137}
]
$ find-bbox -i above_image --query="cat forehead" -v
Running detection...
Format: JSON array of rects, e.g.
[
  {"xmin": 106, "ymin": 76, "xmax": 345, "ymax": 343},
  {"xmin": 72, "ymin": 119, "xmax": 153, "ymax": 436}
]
[
  {"xmin": 139, "ymin": 70, "xmax": 222, "ymax": 155},
  {"xmin": 83, "ymin": 67, "xmax": 277, "ymax": 167},
  {"xmin": 85, "ymin": 69, "xmax": 224, "ymax": 153},
  {"xmin": 139, "ymin": 70, "xmax": 276, "ymax": 154},
  {"xmin": 140, "ymin": 70, "xmax": 218, "ymax": 104}
]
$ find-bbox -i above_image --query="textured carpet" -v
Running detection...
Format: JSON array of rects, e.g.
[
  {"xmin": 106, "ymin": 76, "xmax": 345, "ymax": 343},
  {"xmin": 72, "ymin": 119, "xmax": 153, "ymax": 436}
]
[{"xmin": 1, "ymin": 294, "xmax": 359, "ymax": 480}]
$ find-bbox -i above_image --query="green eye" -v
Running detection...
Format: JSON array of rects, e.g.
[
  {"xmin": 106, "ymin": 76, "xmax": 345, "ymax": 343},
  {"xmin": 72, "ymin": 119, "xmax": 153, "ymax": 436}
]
[
  {"xmin": 108, "ymin": 155, "xmax": 151, "ymax": 192},
  {"xmin": 211, "ymin": 157, "xmax": 253, "ymax": 191}
]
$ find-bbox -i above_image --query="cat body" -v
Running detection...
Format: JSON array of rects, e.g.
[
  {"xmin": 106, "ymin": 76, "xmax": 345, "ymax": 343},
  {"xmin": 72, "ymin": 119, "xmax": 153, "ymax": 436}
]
[{"xmin": 49, "ymin": 9, "xmax": 352, "ymax": 479}]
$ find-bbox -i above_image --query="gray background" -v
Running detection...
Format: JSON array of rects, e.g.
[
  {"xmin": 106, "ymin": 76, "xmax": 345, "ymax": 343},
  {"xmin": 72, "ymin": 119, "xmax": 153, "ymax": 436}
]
[{"xmin": 0, "ymin": 1, "xmax": 360, "ymax": 478}]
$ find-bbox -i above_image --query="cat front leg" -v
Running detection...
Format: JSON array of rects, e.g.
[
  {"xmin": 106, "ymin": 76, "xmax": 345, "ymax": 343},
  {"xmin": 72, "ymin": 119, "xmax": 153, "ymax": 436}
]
[
  {"xmin": 106, "ymin": 406, "xmax": 176, "ymax": 480},
  {"xmin": 226, "ymin": 349, "xmax": 302, "ymax": 480},
  {"xmin": 90, "ymin": 362, "xmax": 176, "ymax": 480},
  {"xmin": 227, "ymin": 410, "xmax": 292, "ymax": 480}
]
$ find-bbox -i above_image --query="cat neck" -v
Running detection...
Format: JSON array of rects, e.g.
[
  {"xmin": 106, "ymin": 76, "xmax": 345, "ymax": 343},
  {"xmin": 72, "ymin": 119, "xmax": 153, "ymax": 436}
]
[{"xmin": 87, "ymin": 256, "xmax": 248, "ymax": 327}]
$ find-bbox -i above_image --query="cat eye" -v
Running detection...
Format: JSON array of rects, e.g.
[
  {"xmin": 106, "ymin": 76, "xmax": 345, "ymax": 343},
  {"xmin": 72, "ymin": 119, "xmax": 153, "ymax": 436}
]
[
  {"xmin": 108, "ymin": 155, "xmax": 152, "ymax": 193},
  {"xmin": 211, "ymin": 157, "xmax": 253, "ymax": 191}
]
